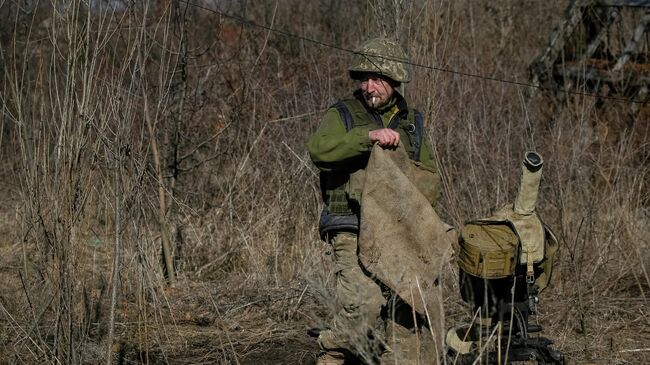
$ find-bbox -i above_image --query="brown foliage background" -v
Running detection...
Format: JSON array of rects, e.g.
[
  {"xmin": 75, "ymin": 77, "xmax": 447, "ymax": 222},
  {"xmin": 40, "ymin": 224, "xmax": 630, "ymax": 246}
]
[{"xmin": 0, "ymin": 1, "xmax": 648, "ymax": 364}]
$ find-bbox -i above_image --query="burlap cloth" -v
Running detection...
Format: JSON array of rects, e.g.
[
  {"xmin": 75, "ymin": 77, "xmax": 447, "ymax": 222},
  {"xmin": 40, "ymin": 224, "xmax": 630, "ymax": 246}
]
[{"xmin": 359, "ymin": 145, "xmax": 454, "ymax": 316}]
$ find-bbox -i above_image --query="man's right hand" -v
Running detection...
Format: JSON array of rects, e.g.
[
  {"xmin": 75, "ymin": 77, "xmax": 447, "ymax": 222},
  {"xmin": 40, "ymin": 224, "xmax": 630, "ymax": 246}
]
[{"xmin": 369, "ymin": 128, "xmax": 400, "ymax": 147}]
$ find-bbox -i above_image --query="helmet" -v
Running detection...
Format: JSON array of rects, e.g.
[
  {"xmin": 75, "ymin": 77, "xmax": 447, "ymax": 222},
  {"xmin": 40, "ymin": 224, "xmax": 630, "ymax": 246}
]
[{"xmin": 349, "ymin": 38, "xmax": 411, "ymax": 83}]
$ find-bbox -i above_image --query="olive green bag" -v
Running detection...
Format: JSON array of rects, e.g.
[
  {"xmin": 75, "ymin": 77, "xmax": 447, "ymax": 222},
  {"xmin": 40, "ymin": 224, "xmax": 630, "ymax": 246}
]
[
  {"xmin": 459, "ymin": 222, "xmax": 519, "ymax": 279},
  {"xmin": 458, "ymin": 214, "xmax": 558, "ymax": 292}
]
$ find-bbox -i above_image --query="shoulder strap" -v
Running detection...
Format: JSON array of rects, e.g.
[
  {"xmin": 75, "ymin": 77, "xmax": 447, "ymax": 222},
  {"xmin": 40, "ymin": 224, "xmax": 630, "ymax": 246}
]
[
  {"xmin": 334, "ymin": 101, "xmax": 353, "ymax": 132},
  {"xmin": 413, "ymin": 109, "xmax": 424, "ymax": 162}
]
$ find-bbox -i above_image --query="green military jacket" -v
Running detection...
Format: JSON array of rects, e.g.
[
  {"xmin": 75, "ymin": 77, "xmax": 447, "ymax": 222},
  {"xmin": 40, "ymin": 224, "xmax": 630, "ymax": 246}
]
[{"xmin": 308, "ymin": 90, "xmax": 440, "ymax": 238}]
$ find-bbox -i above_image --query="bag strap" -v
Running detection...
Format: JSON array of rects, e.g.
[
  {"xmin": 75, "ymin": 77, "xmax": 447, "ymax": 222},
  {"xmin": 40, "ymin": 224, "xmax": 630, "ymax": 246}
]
[
  {"xmin": 413, "ymin": 109, "xmax": 424, "ymax": 162},
  {"xmin": 334, "ymin": 101, "xmax": 353, "ymax": 132}
]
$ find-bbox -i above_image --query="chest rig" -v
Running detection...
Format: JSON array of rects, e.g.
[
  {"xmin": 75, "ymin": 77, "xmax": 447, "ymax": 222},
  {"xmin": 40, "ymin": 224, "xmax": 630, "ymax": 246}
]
[{"xmin": 318, "ymin": 91, "xmax": 424, "ymax": 239}]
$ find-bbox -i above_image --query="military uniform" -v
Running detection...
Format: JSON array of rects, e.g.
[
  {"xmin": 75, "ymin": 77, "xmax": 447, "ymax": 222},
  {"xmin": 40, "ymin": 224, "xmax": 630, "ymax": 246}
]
[{"xmin": 308, "ymin": 38, "xmax": 441, "ymax": 364}]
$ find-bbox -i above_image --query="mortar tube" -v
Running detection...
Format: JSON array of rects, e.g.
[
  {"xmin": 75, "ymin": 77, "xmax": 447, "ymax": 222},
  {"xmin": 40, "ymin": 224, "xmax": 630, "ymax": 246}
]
[{"xmin": 514, "ymin": 151, "xmax": 543, "ymax": 215}]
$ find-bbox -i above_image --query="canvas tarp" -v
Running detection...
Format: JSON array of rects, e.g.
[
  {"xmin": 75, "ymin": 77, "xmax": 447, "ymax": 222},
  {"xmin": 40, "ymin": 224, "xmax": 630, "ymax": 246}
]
[{"xmin": 358, "ymin": 144, "xmax": 454, "ymax": 317}]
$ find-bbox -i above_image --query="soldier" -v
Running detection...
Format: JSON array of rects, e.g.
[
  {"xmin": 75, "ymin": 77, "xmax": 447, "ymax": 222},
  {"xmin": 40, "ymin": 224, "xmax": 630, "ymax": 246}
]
[{"xmin": 308, "ymin": 38, "xmax": 441, "ymax": 365}]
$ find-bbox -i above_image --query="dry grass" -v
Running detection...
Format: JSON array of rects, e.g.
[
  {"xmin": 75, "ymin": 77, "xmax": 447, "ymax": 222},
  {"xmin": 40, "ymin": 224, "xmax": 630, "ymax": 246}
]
[{"xmin": 0, "ymin": 0, "xmax": 648, "ymax": 364}]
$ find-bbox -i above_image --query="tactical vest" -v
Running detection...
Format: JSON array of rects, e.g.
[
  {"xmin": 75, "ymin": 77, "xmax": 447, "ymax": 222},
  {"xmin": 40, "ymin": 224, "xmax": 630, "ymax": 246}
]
[{"xmin": 319, "ymin": 92, "xmax": 424, "ymax": 239}]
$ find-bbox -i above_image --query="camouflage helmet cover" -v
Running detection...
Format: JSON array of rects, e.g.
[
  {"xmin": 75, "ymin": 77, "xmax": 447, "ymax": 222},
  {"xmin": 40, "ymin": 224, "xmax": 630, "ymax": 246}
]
[{"xmin": 349, "ymin": 38, "xmax": 411, "ymax": 83}]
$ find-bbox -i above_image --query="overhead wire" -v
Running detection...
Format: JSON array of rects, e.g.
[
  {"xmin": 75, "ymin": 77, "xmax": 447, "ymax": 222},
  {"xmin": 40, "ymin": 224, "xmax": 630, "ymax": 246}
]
[{"xmin": 179, "ymin": 0, "xmax": 648, "ymax": 105}]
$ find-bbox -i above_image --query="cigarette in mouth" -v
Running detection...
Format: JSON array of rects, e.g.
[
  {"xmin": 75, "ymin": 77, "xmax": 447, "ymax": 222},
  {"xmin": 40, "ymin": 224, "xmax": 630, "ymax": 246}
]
[{"xmin": 371, "ymin": 96, "xmax": 377, "ymax": 105}]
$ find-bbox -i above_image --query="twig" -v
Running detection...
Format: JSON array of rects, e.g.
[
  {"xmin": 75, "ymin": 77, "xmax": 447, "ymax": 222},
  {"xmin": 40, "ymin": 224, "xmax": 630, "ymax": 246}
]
[
  {"xmin": 267, "ymin": 109, "xmax": 325, "ymax": 124},
  {"xmin": 415, "ymin": 276, "xmax": 441, "ymax": 364},
  {"xmin": 178, "ymin": 121, "xmax": 232, "ymax": 162},
  {"xmin": 281, "ymin": 141, "xmax": 318, "ymax": 178},
  {"xmin": 0, "ymin": 299, "xmax": 55, "ymax": 364},
  {"xmin": 291, "ymin": 284, "xmax": 309, "ymax": 319},
  {"xmin": 408, "ymin": 282, "xmax": 422, "ymax": 364},
  {"xmin": 471, "ymin": 325, "xmax": 499, "ymax": 365},
  {"xmin": 209, "ymin": 294, "xmax": 242, "ymax": 365},
  {"xmin": 141, "ymin": 56, "xmax": 176, "ymax": 286},
  {"xmin": 619, "ymin": 348, "xmax": 650, "ymax": 353},
  {"xmin": 504, "ymin": 276, "xmax": 517, "ymax": 364},
  {"xmin": 251, "ymin": 0, "xmax": 278, "ymax": 72},
  {"xmin": 106, "ymin": 132, "xmax": 123, "ymax": 365}
]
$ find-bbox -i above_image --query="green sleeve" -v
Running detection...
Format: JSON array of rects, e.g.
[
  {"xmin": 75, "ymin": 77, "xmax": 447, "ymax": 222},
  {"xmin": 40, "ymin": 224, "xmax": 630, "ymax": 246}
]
[
  {"xmin": 418, "ymin": 135, "xmax": 442, "ymax": 206},
  {"xmin": 418, "ymin": 136, "xmax": 437, "ymax": 172},
  {"xmin": 307, "ymin": 108, "xmax": 375, "ymax": 171}
]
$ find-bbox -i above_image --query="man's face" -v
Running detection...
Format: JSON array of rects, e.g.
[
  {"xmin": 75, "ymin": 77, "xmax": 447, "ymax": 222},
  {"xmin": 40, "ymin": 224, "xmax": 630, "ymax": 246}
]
[{"xmin": 359, "ymin": 74, "xmax": 395, "ymax": 109}]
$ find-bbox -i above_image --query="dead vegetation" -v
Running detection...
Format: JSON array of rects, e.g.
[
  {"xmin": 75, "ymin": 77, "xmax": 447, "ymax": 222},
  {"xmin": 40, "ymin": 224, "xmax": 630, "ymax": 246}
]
[{"xmin": 0, "ymin": 1, "xmax": 648, "ymax": 364}]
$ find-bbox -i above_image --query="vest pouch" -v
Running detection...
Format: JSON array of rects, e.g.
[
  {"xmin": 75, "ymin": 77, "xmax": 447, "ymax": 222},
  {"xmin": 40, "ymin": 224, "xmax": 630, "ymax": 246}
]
[
  {"xmin": 410, "ymin": 160, "xmax": 440, "ymax": 206},
  {"xmin": 326, "ymin": 189, "xmax": 353, "ymax": 215},
  {"xmin": 347, "ymin": 169, "xmax": 366, "ymax": 204},
  {"xmin": 322, "ymin": 171, "xmax": 353, "ymax": 215},
  {"xmin": 459, "ymin": 223, "xmax": 519, "ymax": 279}
]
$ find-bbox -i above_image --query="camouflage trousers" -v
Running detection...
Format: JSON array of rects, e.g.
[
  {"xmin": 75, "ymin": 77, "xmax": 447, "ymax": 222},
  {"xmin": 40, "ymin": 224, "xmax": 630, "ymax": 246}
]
[{"xmin": 318, "ymin": 232, "xmax": 438, "ymax": 364}]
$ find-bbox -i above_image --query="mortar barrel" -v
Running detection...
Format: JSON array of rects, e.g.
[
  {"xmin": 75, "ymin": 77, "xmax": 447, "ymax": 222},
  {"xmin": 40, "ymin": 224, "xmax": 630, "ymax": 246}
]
[{"xmin": 514, "ymin": 151, "xmax": 544, "ymax": 215}]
